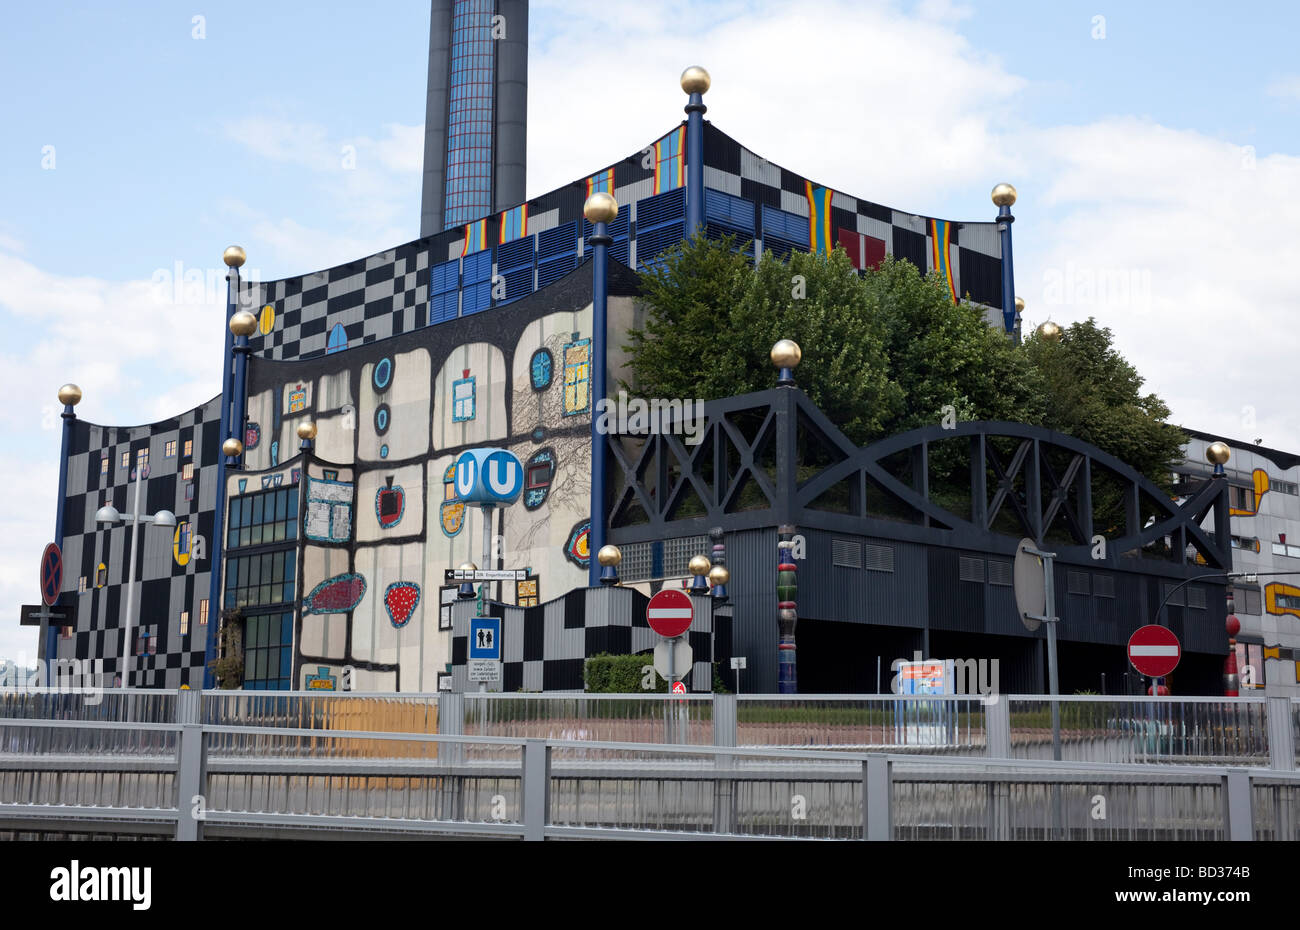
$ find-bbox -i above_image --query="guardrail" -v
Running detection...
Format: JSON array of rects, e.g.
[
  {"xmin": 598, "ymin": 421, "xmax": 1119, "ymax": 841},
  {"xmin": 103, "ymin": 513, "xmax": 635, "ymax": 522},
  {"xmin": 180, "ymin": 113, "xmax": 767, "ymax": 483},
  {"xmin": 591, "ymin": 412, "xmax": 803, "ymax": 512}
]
[
  {"xmin": 0, "ymin": 708, "xmax": 1294, "ymax": 840},
  {"xmin": 2, "ymin": 689, "xmax": 1295, "ymax": 768}
]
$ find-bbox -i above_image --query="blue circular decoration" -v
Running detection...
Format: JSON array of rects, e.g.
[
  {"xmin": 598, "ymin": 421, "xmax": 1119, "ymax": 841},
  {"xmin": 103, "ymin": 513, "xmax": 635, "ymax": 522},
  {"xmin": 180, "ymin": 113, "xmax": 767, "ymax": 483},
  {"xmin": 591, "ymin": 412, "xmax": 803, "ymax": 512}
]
[
  {"xmin": 375, "ymin": 403, "xmax": 390, "ymax": 436},
  {"xmin": 531, "ymin": 427, "xmax": 546, "ymax": 443},
  {"xmin": 373, "ymin": 357, "xmax": 393, "ymax": 392},
  {"xmin": 380, "ymin": 444, "xmax": 389, "ymax": 459},
  {"xmin": 530, "ymin": 349, "xmax": 554, "ymax": 391}
]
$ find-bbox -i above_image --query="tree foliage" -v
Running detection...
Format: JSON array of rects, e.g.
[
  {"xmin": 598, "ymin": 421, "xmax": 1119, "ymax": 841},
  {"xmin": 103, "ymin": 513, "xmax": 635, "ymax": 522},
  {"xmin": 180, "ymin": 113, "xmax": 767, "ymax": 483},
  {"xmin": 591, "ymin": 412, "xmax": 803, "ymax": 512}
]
[{"xmin": 624, "ymin": 236, "xmax": 1185, "ymax": 489}]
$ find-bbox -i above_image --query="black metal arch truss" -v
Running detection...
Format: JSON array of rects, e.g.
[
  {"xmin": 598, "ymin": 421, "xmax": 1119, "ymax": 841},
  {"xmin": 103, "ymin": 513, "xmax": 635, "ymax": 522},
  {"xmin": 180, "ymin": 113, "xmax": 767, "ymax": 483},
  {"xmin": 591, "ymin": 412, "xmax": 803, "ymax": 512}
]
[{"xmin": 605, "ymin": 388, "xmax": 1230, "ymax": 576}]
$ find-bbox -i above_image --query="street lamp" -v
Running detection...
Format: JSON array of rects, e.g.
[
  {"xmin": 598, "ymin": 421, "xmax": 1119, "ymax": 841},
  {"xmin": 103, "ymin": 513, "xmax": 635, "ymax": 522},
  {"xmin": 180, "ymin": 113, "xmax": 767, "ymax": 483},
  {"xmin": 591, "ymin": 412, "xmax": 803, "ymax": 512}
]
[{"xmin": 97, "ymin": 466, "xmax": 176, "ymax": 688}]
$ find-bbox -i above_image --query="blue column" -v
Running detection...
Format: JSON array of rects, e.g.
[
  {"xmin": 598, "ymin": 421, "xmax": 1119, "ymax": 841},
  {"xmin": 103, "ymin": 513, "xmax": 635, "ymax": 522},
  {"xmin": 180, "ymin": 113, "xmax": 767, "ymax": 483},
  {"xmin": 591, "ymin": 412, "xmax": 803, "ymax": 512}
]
[
  {"xmin": 995, "ymin": 190, "xmax": 1017, "ymax": 338},
  {"xmin": 230, "ymin": 333, "xmax": 251, "ymax": 467},
  {"xmin": 588, "ymin": 217, "xmax": 611, "ymax": 587},
  {"xmin": 682, "ymin": 67, "xmax": 710, "ymax": 239},
  {"xmin": 47, "ymin": 388, "xmax": 79, "ymax": 665},
  {"xmin": 204, "ymin": 250, "xmax": 242, "ymax": 687}
]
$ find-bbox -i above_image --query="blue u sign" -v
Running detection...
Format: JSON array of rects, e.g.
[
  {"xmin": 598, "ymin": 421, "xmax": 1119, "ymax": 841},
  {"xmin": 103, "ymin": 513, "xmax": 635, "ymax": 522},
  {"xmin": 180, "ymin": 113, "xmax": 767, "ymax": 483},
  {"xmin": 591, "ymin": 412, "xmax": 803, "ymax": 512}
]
[{"xmin": 453, "ymin": 448, "xmax": 524, "ymax": 505}]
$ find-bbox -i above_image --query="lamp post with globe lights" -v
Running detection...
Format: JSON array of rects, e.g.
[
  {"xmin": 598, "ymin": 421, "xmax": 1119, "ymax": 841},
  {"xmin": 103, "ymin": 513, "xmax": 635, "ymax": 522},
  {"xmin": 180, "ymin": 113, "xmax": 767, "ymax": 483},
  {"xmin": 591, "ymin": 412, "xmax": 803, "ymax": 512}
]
[{"xmin": 96, "ymin": 468, "xmax": 176, "ymax": 688}]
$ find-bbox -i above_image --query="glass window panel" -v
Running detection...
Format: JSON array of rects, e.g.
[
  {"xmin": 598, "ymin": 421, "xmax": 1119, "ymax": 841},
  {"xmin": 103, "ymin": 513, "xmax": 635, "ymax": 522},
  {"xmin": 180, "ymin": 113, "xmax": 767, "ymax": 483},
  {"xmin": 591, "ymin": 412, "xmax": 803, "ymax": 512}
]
[
  {"xmin": 281, "ymin": 647, "xmax": 292, "ymax": 677},
  {"xmin": 247, "ymin": 557, "xmax": 261, "ymax": 587},
  {"xmin": 276, "ymin": 491, "xmax": 287, "ymax": 521},
  {"xmin": 252, "ymin": 495, "xmax": 264, "ymax": 525},
  {"xmin": 239, "ymin": 527, "xmax": 250, "ymax": 547},
  {"xmin": 286, "ymin": 550, "xmax": 296, "ymax": 581},
  {"xmin": 273, "ymin": 521, "xmax": 285, "ymax": 542},
  {"xmin": 261, "ymin": 552, "xmax": 273, "ymax": 579},
  {"xmin": 272, "ymin": 551, "xmax": 284, "ymax": 583},
  {"xmin": 281, "ymin": 613, "xmax": 293, "ymax": 643}
]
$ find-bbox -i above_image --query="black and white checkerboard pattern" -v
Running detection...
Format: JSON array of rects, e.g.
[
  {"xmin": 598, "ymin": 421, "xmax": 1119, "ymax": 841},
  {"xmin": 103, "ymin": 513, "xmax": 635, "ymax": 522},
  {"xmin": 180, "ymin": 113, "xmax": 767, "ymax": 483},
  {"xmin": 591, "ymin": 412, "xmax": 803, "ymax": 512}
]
[
  {"xmin": 242, "ymin": 121, "xmax": 1006, "ymax": 364},
  {"xmin": 53, "ymin": 397, "xmax": 224, "ymax": 689},
  {"xmin": 449, "ymin": 586, "xmax": 725, "ymax": 693}
]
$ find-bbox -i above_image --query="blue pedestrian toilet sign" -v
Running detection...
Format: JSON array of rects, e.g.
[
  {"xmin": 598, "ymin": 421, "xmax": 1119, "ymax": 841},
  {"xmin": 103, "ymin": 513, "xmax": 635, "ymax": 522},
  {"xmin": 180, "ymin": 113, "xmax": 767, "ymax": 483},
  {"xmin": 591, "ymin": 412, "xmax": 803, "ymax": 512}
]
[
  {"xmin": 468, "ymin": 616, "xmax": 502, "ymax": 685},
  {"xmin": 470, "ymin": 617, "xmax": 501, "ymax": 659}
]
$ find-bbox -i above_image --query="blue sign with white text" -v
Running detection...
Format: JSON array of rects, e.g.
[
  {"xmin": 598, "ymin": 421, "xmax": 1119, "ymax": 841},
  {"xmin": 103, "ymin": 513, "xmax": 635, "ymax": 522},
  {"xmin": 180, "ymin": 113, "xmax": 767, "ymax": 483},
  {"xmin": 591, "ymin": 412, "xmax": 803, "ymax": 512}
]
[{"xmin": 469, "ymin": 616, "xmax": 501, "ymax": 660}]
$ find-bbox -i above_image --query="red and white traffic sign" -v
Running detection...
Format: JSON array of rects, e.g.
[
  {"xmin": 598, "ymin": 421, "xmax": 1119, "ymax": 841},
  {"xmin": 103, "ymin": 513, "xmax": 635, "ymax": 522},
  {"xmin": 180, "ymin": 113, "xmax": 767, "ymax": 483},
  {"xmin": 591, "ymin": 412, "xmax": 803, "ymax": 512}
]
[
  {"xmin": 1128, "ymin": 625, "xmax": 1181, "ymax": 678},
  {"xmin": 671, "ymin": 681, "xmax": 687, "ymax": 694},
  {"xmin": 647, "ymin": 589, "xmax": 693, "ymax": 638}
]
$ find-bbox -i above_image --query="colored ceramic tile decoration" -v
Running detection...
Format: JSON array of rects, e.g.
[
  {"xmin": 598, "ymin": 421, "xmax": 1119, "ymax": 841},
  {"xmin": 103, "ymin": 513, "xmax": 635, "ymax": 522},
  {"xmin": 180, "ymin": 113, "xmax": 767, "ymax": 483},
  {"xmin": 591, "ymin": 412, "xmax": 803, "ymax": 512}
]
[
  {"xmin": 653, "ymin": 126, "xmax": 685, "ymax": 195},
  {"xmin": 530, "ymin": 348, "xmax": 553, "ymax": 390},
  {"xmin": 244, "ymin": 423, "xmax": 261, "ymax": 450},
  {"xmin": 376, "ymin": 476, "xmax": 404, "ymax": 528},
  {"xmin": 929, "ymin": 218, "xmax": 957, "ymax": 303},
  {"xmin": 452, "ymin": 372, "xmax": 475, "ymax": 421},
  {"xmin": 372, "ymin": 357, "xmax": 393, "ymax": 392},
  {"xmin": 258, "ymin": 304, "xmax": 275, "ymax": 335},
  {"xmin": 461, "ymin": 218, "xmax": 488, "ymax": 256},
  {"xmin": 586, "ymin": 167, "xmax": 613, "ymax": 198},
  {"xmin": 523, "ymin": 448, "xmax": 555, "ymax": 510},
  {"xmin": 564, "ymin": 518, "xmax": 591, "ymax": 568},
  {"xmin": 304, "ymin": 477, "xmax": 353, "ymax": 543},
  {"xmin": 375, "ymin": 403, "xmax": 391, "ymax": 435},
  {"xmin": 562, "ymin": 339, "xmax": 590, "ymax": 415},
  {"xmin": 805, "ymin": 182, "xmax": 834, "ymax": 256},
  {"xmin": 384, "ymin": 582, "xmax": 421, "ymax": 628},
  {"xmin": 499, "ymin": 204, "xmax": 528, "ymax": 243},
  {"xmin": 305, "ymin": 666, "xmax": 336, "ymax": 690},
  {"xmin": 440, "ymin": 462, "xmax": 465, "ymax": 537},
  {"xmin": 303, "ymin": 573, "xmax": 366, "ymax": 614}
]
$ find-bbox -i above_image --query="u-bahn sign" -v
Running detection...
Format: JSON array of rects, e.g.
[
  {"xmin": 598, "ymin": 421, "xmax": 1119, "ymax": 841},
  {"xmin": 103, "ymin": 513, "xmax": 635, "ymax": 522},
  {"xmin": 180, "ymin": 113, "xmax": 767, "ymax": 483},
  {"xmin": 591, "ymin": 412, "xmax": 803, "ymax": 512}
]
[
  {"xmin": 40, "ymin": 543, "xmax": 63, "ymax": 608},
  {"xmin": 1127, "ymin": 625, "xmax": 1181, "ymax": 678}
]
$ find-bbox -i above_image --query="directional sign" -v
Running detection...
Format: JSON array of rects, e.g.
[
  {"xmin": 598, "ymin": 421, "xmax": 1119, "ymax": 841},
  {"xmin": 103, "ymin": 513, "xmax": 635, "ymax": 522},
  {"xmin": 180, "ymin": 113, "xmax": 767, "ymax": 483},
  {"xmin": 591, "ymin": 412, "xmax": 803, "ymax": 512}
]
[
  {"xmin": 1128, "ymin": 625, "xmax": 1181, "ymax": 678},
  {"xmin": 40, "ymin": 543, "xmax": 62, "ymax": 608},
  {"xmin": 21, "ymin": 602, "xmax": 77, "ymax": 627},
  {"xmin": 469, "ymin": 616, "xmax": 501, "ymax": 660},
  {"xmin": 654, "ymin": 639, "xmax": 692, "ymax": 683},
  {"xmin": 445, "ymin": 568, "xmax": 530, "ymax": 583},
  {"xmin": 646, "ymin": 589, "xmax": 693, "ymax": 638}
]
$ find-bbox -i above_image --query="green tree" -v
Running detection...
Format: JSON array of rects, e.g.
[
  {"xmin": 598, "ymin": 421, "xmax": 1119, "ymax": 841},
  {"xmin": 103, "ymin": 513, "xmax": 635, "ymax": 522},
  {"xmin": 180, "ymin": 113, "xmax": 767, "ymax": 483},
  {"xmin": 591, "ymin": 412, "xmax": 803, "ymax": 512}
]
[{"xmin": 624, "ymin": 236, "xmax": 1185, "ymax": 492}]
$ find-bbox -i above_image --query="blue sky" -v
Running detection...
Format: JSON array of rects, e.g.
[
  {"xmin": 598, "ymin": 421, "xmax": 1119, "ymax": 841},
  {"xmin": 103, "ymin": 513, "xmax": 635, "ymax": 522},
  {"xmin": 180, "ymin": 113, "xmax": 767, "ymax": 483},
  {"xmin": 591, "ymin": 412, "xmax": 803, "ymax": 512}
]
[{"xmin": 2, "ymin": 0, "xmax": 1298, "ymax": 660}]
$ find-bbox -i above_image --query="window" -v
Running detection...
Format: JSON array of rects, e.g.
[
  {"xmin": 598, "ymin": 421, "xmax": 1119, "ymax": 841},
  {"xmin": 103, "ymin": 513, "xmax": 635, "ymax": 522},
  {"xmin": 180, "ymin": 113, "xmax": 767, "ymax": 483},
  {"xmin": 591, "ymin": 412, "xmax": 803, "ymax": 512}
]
[
  {"xmin": 562, "ymin": 338, "xmax": 591, "ymax": 416},
  {"xmin": 1232, "ymin": 535, "xmax": 1260, "ymax": 552},
  {"xmin": 137, "ymin": 448, "xmax": 149, "ymax": 471},
  {"xmin": 183, "ymin": 439, "xmax": 193, "ymax": 457},
  {"xmin": 1232, "ymin": 586, "xmax": 1263, "ymax": 615},
  {"xmin": 1188, "ymin": 587, "xmax": 1206, "ymax": 609},
  {"xmin": 164, "ymin": 440, "xmax": 176, "ymax": 458},
  {"xmin": 120, "ymin": 451, "xmax": 130, "ymax": 469},
  {"xmin": 529, "ymin": 349, "xmax": 553, "ymax": 391},
  {"xmin": 1229, "ymin": 485, "xmax": 1255, "ymax": 512},
  {"xmin": 224, "ymin": 550, "xmax": 298, "ymax": 609},
  {"xmin": 1270, "ymin": 479, "xmax": 1299, "ymax": 496},
  {"xmin": 516, "ymin": 577, "xmax": 539, "ymax": 608},
  {"xmin": 179, "ymin": 611, "xmax": 189, "ymax": 636},
  {"xmin": 185, "ymin": 481, "xmax": 195, "ymax": 501},
  {"xmin": 326, "ymin": 322, "xmax": 347, "ymax": 354},
  {"xmin": 228, "ymin": 486, "xmax": 299, "ymax": 549},
  {"xmin": 136, "ymin": 631, "xmax": 150, "ymax": 656},
  {"xmin": 1277, "ymin": 594, "xmax": 1300, "ymax": 610},
  {"xmin": 241, "ymin": 612, "xmax": 293, "ymax": 690},
  {"xmin": 452, "ymin": 375, "xmax": 476, "ymax": 422},
  {"xmin": 653, "ymin": 126, "xmax": 685, "ymax": 195},
  {"xmin": 1235, "ymin": 642, "xmax": 1266, "ymax": 690},
  {"xmin": 100, "ymin": 454, "xmax": 108, "ymax": 477},
  {"xmin": 586, "ymin": 168, "xmax": 614, "ymax": 198},
  {"xmin": 1270, "ymin": 542, "xmax": 1300, "ymax": 559},
  {"xmin": 61, "ymin": 626, "xmax": 72, "ymax": 639},
  {"xmin": 199, "ymin": 599, "xmax": 209, "ymax": 625},
  {"xmin": 96, "ymin": 563, "xmax": 107, "ymax": 587}
]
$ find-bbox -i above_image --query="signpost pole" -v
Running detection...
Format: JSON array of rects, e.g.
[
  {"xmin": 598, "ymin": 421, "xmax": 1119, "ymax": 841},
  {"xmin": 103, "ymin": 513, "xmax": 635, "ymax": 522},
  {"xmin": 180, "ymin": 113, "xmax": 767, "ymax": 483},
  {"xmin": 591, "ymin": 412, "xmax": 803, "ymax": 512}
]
[{"xmin": 120, "ymin": 471, "xmax": 144, "ymax": 688}]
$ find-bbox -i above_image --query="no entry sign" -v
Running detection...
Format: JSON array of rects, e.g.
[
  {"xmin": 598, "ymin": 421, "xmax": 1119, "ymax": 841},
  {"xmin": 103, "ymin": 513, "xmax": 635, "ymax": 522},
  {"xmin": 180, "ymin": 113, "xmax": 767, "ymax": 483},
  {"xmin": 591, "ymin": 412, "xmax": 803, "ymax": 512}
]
[
  {"xmin": 1128, "ymin": 625, "xmax": 1181, "ymax": 678},
  {"xmin": 646, "ymin": 589, "xmax": 693, "ymax": 638}
]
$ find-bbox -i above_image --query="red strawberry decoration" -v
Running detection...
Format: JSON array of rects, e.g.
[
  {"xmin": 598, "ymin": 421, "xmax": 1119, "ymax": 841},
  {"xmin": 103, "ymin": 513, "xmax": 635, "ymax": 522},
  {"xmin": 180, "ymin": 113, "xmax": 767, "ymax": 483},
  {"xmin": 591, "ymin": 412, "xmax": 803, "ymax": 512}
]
[{"xmin": 384, "ymin": 582, "xmax": 420, "ymax": 628}]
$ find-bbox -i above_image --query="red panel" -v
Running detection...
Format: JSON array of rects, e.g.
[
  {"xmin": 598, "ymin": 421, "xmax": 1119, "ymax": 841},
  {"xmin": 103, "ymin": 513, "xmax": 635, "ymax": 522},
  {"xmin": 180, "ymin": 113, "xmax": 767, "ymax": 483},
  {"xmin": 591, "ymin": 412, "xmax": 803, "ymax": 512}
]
[
  {"xmin": 862, "ymin": 235, "xmax": 887, "ymax": 270},
  {"xmin": 836, "ymin": 228, "xmax": 860, "ymax": 267}
]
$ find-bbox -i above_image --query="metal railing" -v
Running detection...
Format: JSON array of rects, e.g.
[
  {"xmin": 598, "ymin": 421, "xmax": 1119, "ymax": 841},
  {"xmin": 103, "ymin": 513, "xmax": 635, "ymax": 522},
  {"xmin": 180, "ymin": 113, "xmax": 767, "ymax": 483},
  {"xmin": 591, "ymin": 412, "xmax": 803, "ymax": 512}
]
[{"xmin": 0, "ymin": 713, "xmax": 1292, "ymax": 840}]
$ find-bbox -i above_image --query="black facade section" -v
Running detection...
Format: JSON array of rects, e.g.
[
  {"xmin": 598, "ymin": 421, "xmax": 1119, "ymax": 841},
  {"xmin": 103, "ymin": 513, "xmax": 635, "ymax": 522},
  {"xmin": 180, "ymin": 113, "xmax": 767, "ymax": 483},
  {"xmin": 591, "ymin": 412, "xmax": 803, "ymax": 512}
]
[
  {"xmin": 702, "ymin": 121, "xmax": 741, "ymax": 174},
  {"xmin": 892, "ymin": 225, "xmax": 927, "ymax": 271},
  {"xmin": 959, "ymin": 246, "xmax": 1002, "ymax": 308},
  {"xmin": 585, "ymin": 625, "xmax": 631, "ymax": 658},
  {"xmin": 542, "ymin": 658, "xmax": 584, "ymax": 691}
]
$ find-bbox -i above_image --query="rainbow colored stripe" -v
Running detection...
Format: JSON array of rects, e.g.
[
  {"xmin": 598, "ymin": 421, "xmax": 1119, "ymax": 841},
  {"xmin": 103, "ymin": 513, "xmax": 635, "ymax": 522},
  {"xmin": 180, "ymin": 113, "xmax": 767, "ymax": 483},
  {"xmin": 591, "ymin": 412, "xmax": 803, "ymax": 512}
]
[
  {"xmin": 499, "ymin": 204, "xmax": 528, "ymax": 244},
  {"xmin": 930, "ymin": 219, "xmax": 957, "ymax": 303},
  {"xmin": 653, "ymin": 127, "xmax": 686, "ymax": 195},
  {"xmin": 461, "ymin": 219, "xmax": 487, "ymax": 257},
  {"xmin": 805, "ymin": 183, "xmax": 834, "ymax": 255},
  {"xmin": 586, "ymin": 168, "xmax": 614, "ymax": 198}
]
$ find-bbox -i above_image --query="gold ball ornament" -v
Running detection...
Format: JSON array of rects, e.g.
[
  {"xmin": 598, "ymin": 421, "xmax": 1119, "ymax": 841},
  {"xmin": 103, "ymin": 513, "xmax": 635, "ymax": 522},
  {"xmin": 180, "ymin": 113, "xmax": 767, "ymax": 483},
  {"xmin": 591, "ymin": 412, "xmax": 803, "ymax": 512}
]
[
  {"xmin": 1015, "ymin": 296, "xmax": 1025, "ymax": 313},
  {"xmin": 707, "ymin": 565, "xmax": 730, "ymax": 587},
  {"xmin": 597, "ymin": 544, "xmax": 622, "ymax": 567},
  {"xmin": 991, "ymin": 183, "xmax": 1017, "ymax": 207},
  {"xmin": 221, "ymin": 438, "xmax": 244, "ymax": 457},
  {"xmin": 222, "ymin": 245, "xmax": 246, "ymax": 268},
  {"xmin": 1036, "ymin": 321, "xmax": 1062, "ymax": 343},
  {"xmin": 57, "ymin": 383, "xmax": 82, "ymax": 406},
  {"xmin": 229, "ymin": 310, "xmax": 258, "ymax": 337},
  {"xmin": 680, "ymin": 65, "xmax": 711, "ymax": 95},
  {"xmin": 583, "ymin": 191, "xmax": 619, "ymax": 225},
  {"xmin": 770, "ymin": 339, "xmax": 802, "ymax": 369},
  {"xmin": 1206, "ymin": 442, "xmax": 1231, "ymax": 466},
  {"xmin": 458, "ymin": 562, "xmax": 478, "ymax": 572},
  {"xmin": 296, "ymin": 419, "xmax": 317, "ymax": 441},
  {"xmin": 688, "ymin": 554, "xmax": 712, "ymax": 576}
]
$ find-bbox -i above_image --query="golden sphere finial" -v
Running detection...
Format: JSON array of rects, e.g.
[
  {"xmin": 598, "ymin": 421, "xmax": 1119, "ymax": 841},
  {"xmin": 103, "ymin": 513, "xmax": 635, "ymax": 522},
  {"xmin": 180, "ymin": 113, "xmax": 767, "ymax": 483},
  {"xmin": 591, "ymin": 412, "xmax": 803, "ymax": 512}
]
[
  {"xmin": 221, "ymin": 437, "xmax": 244, "ymax": 457},
  {"xmin": 229, "ymin": 310, "xmax": 257, "ymax": 337},
  {"xmin": 583, "ymin": 191, "xmax": 619, "ymax": 225},
  {"xmin": 688, "ymin": 554, "xmax": 712, "ymax": 576},
  {"xmin": 680, "ymin": 65, "xmax": 711, "ymax": 95},
  {"xmin": 1036, "ymin": 321, "xmax": 1062, "ymax": 343},
  {"xmin": 991, "ymin": 183, "xmax": 1017, "ymax": 207},
  {"xmin": 707, "ymin": 565, "xmax": 730, "ymax": 587},
  {"xmin": 1014, "ymin": 296, "xmax": 1025, "ymax": 313},
  {"xmin": 296, "ymin": 419, "xmax": 317, "ymax": 441},
  {"xmin": 1206, "ymin": 441, "xmax": 1231, "ymax": 466},
  {"xmin": 770, "ymin": 339, "xmax": 802, "ymax": 369},
  {"xmin": 597, "ymin": 544, "xmax": 622, "ymax": 567},
  {"xmin": 222, "ymin": 245, "xmax": 247, "ymax": 268},
  {"xmin": 57, "ymin": 383, "xmax": 82, "ymax": 407}
]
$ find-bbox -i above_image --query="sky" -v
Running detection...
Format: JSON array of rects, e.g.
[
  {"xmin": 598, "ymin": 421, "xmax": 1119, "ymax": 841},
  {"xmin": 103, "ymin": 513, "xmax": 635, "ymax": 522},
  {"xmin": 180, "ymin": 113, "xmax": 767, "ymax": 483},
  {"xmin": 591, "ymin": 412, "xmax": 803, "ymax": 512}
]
[{"xmin": 2, "ymin": 0, "xmax": 1298, "ymax": 662}]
